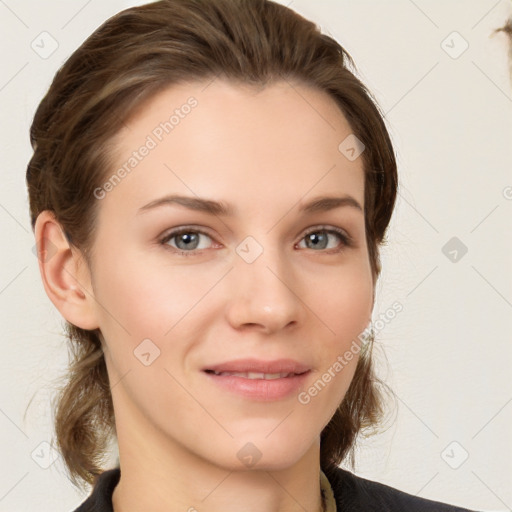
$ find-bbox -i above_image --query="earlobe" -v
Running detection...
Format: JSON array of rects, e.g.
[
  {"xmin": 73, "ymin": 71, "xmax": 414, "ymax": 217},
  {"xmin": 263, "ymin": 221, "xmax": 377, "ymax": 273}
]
[{"xmin": 34, "ymin": 210, "xmax": 100, "ymax": 331}]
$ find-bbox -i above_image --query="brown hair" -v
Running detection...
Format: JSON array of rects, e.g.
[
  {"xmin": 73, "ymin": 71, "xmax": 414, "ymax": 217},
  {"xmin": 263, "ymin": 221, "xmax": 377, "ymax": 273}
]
[
  {"xmin": 26, "ymin": 0, "xmax": 398, "ymax": 490},
  {"xmin": 494, "ymin": 16, "xmax": 512, "ymax": 69},
  {"xmin": 494, "ymin": 16, "xmax": 512, "ymax": 39}
]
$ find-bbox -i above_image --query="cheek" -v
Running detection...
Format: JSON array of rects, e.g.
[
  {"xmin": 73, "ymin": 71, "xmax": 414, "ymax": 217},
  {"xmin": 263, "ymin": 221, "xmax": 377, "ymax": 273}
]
[
  {"xmin": 332, "ymin": 283, "xmax": 372, "ymax": 340},
  {"xmin": 309, "ymin": 263, "xmax": 373, "ymax": 347},
  {"xmin": 94, "ymin": 250, "xmax": 212, "ymax": 337},
  {"xmin": 293, "ymin": 260, "xmax": 372, "ymax": 407}
]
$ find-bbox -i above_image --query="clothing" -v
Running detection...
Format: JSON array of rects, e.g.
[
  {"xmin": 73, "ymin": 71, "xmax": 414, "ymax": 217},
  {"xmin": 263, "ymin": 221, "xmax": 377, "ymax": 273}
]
[
  {"xmin": 72, "ymin": 465, "xmax": 479, "ymax": 512},
  {"xmin": 320, "ymin": 469, "xmax": 337, "ymax": 512},
  {"xmin": 323, "ymin": 465, "xmax": 479, "ymax": 511}
]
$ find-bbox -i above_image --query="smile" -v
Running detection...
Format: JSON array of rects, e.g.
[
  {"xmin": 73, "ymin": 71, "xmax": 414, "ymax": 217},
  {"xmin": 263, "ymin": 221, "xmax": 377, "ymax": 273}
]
[
  {"xmin": 203, "ymin": 369, "xmax": 311, "ymax": 401},
  {"xmin": 205, "ymin": 370, "xmax": 299, "ymax": 379}
]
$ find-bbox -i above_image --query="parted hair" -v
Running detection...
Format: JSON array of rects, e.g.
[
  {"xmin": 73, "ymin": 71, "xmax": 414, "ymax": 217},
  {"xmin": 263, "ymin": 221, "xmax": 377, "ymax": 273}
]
[{"xmin": 26, "ymin": 0, "xmax": 398, "ymax": 490}]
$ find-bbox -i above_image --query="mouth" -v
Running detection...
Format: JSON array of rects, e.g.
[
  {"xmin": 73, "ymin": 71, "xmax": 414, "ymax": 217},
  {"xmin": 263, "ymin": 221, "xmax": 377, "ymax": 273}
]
[
  {"xmin": 202, "ymin": 361, "xmax": 311, "ymax": 401},
  {"xmin": 204, "ymin": 369, "xmax": 308, "ymax": 380},
  {"xmin": 202, "ymin": 357, "xmax": 311, "ymax": 375}
]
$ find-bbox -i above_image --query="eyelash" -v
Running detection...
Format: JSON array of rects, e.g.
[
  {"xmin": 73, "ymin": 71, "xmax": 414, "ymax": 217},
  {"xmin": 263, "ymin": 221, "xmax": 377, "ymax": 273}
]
[{"xmin": 158, "ymin": 225, "xmax": 354, "ymax": 257}]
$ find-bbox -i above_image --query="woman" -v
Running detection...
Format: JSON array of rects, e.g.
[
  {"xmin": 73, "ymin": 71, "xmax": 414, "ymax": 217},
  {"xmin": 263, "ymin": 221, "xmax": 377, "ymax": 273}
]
[{"xmin": 26, "ymin": 0, "xmax": 480, "ymax": 510}]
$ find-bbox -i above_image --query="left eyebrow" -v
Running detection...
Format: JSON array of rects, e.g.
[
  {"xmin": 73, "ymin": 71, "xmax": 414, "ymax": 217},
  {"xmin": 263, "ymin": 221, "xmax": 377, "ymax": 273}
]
[
  {"xmin": 300, "ymin": 195, "xmax": 363, "ymax": 214},
  {"xmin": 136, "ymin": 194, "xmax": 363, "ymax": 216}
]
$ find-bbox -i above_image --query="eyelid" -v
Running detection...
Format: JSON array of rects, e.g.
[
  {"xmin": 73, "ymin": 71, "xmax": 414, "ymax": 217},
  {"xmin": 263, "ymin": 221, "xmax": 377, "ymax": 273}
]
[
  {"xmin": 158, "ymin": 224, "xmax": 355, "ymax": 255},
  {"xmin": 158, "ymin": 225, "xmax": 217, "ymax": 255},
  {"xmin": 298, "ymin": 225, "xmax": 354, "ymax": 252},
  {"xmin": 301, "ymin": 225, "xmax": 352, "ymax": 243}
]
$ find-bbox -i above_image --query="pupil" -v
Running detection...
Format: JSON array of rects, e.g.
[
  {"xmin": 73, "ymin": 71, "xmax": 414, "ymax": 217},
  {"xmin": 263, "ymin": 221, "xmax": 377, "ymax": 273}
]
[
  {"xmin": 308, "ymin": 232, "xmax": 326, "ymax": 249},
  {"xmin": 178, "ymin": 232, "xmax": 198, "ymax": 249}
]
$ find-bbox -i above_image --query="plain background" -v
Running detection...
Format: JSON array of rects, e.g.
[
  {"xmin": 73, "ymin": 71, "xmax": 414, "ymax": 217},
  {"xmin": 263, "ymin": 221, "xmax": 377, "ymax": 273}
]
[{"xmin": 0, "ymin": 0, "xmax": 511, "ymax": 511}]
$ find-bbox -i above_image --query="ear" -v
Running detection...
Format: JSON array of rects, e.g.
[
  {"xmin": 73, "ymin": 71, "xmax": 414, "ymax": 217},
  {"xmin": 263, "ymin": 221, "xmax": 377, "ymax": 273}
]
[{"xmin": 34, "ymin": 210, "xmax": 99, "ymax": 330}]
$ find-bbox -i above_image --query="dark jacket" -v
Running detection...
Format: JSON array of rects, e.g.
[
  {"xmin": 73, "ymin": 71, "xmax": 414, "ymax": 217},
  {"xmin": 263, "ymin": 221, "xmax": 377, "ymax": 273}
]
[{"xmin": 72, "ymin": 465, "xmax": 480, "ymax": 511}]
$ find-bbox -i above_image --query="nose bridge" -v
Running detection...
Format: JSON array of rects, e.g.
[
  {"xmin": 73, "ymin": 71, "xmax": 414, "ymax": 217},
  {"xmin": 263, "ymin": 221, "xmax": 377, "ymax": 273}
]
[{"xmin": 226, "ymin": 235, "xmax": 301, "ymax": 331}]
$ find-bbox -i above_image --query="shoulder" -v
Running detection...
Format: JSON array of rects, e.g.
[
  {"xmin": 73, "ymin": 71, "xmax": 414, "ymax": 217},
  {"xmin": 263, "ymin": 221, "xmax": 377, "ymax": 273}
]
[
  {"xmin": 71, "ymin": 467, "xmax": 120, "ymax": 512},
  {"xmin": 323, "ymin": 465, "xmax": 480, "ymax": 512}
]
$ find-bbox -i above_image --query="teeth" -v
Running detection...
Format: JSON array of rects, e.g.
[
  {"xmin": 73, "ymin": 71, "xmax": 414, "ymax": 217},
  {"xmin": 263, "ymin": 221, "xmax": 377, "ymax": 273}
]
[{"xmin": 212, "ymin": 371, "xmax": 293, "ymax": 379}]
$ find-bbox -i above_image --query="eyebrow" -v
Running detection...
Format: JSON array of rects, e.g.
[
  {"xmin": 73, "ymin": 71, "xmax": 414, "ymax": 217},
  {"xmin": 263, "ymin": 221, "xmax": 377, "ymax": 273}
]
[{"xmin": 136, "ymin": 194, "xmax": 363, "ymax": 216}]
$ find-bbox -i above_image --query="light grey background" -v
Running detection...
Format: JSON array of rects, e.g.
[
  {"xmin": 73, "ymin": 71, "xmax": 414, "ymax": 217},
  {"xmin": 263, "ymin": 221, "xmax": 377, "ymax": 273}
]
[{"xmin": 0, "ymin": 1, "xmax": 511, "ymax": 511}]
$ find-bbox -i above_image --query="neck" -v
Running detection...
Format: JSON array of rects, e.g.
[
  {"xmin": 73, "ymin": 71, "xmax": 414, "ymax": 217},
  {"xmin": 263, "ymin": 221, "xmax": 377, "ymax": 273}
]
[
  {"xmin": 112, "ymin": 456, "xmax": 324, "ymax": 512},
  {"xmin": 111, "ymin": 416, "xmax": 324, "ymax": 512}
]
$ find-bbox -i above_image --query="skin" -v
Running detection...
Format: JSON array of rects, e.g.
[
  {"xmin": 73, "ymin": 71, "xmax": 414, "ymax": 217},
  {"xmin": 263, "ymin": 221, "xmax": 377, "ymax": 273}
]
[{"xmin": 35, "ymin": 78, "xmax": 374, "ymax": 512}]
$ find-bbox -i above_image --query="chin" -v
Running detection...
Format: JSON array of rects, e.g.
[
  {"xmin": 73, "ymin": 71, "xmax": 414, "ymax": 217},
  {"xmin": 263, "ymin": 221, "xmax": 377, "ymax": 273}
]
[{"xmin": 208, "ymin": 435, "xmax": 314, "ymax": 473}]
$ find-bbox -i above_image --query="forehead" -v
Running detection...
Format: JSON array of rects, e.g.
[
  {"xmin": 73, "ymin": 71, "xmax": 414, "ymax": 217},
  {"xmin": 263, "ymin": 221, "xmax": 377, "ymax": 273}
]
[{"xmin": 102, "ymin": 78, "xmax": 365, "ymax": 218}]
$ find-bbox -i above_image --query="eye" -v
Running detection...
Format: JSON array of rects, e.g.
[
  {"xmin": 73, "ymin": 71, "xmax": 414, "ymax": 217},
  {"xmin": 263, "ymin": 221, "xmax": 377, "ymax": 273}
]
[
  {"xmin": 159, "ymin": 227, "xmax": 215, "ymax": 256},
  {"xmin": 296, "ymin": 226, "xmax": 353, "ymax": 253},
  {"xmin": 159, "ymin": 225, "xmax": 353, "ymax": 256}
]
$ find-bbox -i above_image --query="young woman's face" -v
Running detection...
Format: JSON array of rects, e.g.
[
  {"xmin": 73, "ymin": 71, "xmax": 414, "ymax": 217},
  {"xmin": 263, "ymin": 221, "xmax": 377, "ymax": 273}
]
[{"xmin": 88, "ymin": 79, "xmax": 373, "ymax": 471}]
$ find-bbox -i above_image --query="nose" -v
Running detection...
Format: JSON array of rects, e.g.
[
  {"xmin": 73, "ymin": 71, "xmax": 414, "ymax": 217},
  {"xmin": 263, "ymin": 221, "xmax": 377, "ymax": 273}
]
[{"xmin": 224, "ymin": 246, "xmax": 303, "ymax": 334}]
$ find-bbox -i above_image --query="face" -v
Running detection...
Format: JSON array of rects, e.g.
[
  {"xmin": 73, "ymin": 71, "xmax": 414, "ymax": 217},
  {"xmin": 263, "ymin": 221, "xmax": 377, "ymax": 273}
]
[{"xmin": 87, "ymin": 79, "xmax": 373, "ymax": 472}]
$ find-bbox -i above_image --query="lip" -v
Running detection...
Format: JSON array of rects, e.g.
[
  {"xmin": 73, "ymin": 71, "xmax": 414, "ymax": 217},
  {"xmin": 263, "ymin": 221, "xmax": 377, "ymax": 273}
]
[
  {"xmin": 203, "ymin": 371, "xmax": 310, "ymax": 401},
  {"xmin": 202, "ymin": 358, "xmax": 311, "ymax": 401},
  {"xmin": 203, "ymin": 358, "xmax": 311, "ymax": 374}
]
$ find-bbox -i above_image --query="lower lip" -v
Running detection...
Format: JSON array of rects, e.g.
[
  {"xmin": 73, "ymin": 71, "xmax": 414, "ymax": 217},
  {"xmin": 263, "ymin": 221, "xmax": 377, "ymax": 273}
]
[{"xmin": 203, "ymin": 371, "xmax": 311, "ymax": 401}]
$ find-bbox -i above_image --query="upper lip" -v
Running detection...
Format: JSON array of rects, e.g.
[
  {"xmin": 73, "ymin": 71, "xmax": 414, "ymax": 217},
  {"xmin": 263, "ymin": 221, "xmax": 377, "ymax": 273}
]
[{"xmin": 203, "ymin": 358, "xmax": 311, "ymax": 374}]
